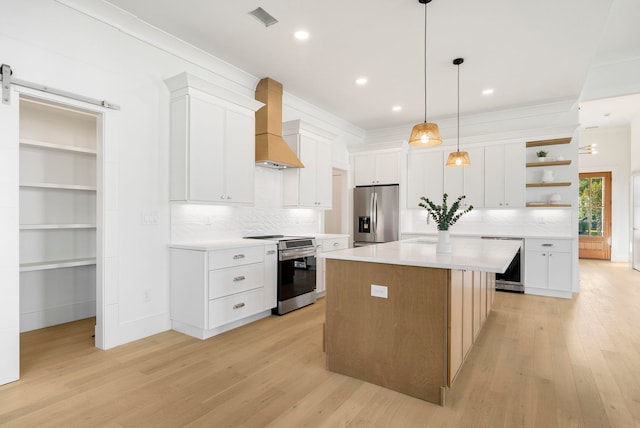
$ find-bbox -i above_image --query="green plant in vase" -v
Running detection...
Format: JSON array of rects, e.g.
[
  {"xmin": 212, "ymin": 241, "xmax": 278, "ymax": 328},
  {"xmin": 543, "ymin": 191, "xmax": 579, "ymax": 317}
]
[{"xmin": 418, "ymin": 193, "xmax": 473, "ymax": 231}]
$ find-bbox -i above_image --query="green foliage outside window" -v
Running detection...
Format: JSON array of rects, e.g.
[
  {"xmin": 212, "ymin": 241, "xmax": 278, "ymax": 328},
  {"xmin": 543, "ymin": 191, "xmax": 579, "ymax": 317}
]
[{"xmin": 578, "ymin": 177, "xmax": 603, "ymax": 236}]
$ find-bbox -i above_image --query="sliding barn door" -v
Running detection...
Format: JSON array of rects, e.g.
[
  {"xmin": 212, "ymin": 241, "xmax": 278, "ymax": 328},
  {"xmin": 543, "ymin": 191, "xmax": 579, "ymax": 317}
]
[{"xmin": 0, "ymin": 89, "xmax": 20, "ymax": 385}]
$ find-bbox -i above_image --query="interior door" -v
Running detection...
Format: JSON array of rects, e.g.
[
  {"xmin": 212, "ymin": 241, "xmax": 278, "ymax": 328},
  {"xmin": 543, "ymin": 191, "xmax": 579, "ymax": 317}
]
[
  {"xmin": 578, "ymin": 172, "xmax": 612, "ymax": 260},
  {"xmin": 0, "ymin": 88, "xmax": 21, "ymax": 385},
  {"xmin": 633, "ymin": 174, "xmax": 640, "ymax": 271}
]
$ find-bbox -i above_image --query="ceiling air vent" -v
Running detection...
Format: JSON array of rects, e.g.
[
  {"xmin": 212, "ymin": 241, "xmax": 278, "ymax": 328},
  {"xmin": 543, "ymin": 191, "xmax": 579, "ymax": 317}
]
[{"xmin": 249, "ymin": 7, "xmax": 278, "ymax": 27}]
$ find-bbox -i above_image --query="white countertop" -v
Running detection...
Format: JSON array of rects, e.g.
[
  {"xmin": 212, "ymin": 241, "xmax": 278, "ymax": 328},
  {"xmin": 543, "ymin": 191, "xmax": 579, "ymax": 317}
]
[
  {"xmin": 320, "ymin": 237, "xmax": 521, "ymax": 273},
  {"xmin": 401, "ymin": 231, "xmax": 574, "ymax": 240},
  {"xmin": 312, "ymin": 234, "xmax": 350, "ymax": 240},
  {"xmin": 169, "ymin": 239, "xmax": 275, "ymax": 251}
]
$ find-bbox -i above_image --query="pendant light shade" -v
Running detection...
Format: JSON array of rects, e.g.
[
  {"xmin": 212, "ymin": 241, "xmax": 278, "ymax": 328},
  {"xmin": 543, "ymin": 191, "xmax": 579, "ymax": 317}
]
[
  {"xmin": 446, "ymin": 57, "xmax": 471, "ymax": 167},
  {"xmin": 408, "ymin": 0, "xmax": 442, "ymax": 147},
  {"xmin": 446, "ymin": 150, "xmax": 471, "ymax": 166},
  {"xmin": 409, "ymin": 122, "xmax": 442, "ymax": 146}
]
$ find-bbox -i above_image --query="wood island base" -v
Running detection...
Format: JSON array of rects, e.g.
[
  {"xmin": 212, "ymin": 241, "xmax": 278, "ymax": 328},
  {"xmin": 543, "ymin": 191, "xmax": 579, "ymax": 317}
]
[{"xmin": 325, "ymin": 259, "xmax": 496, "ymax": 405}]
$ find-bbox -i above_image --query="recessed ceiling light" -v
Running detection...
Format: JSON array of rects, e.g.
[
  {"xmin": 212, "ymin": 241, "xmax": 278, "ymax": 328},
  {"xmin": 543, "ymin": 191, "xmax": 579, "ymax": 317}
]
[
  {"xmin": 294, "ymin": 30, "xmax": 309, "ymax": 40},
  {"xmin": 355, "ymin": 77, "xmax": 368, "ymax": 86},
  {"xmin": 392, "ymin": 105, "xmax": 402, "ymax": 112},
  {"xmin": 482, "ymin": 88, "xmax": 494, "ymax": 95}
]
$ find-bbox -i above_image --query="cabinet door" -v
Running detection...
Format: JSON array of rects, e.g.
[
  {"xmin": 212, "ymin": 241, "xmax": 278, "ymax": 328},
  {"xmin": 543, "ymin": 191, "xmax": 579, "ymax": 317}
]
[
  {"xmin": 354, "ymin": 154, "xmax": 377, "ymax": 186},
  {"xmin": 484, "ymin": 145, "xmax": 506, "ymax": 208},
  {"xmin": 548, "ymin": 251, "xmax": 571, "ymax": 291},
  {"xmin": 374, "ymin": 152, "xmax": 399, "ymax": 185},
  {"xmin": 298, "ymin": 137, "xmax": 319, "ymax": 207},
  {"xmin": 224, "ymin": 109, "xmax": 255, "ymax": 204},
  {"xmin": 316, "ymin": 241, "xmax": 326, "ymax": 294},
  {"xmin": 525, "ymin": 250, "xmax": 549, "ymax": 289},
  {"xmin": 504, "ymin": 143, "xmax": 524, "ymax": 207},
  {"xmin": 264, "ymin": 246, "xmax": 277, "ymax": 309},
  {"xmin": 462, "ymin": 270, "xmax": 473, "ymax": 358},
  {"xmin": 407, "ymin": 151, "xmax": 443, "ymax": 208},
  {"xmin": 444, "ymin": 164, "xmax": 464, "ymax": 201},
  {"xmin": 449, "ymin": 270, "xmax": 464, "ymax": 384},
  {"xmin": 463, "ymin": 147, "xmax": 485, "ymax": 208},
  {"xmin": 188, "ymin": 95, "xmax": 225, "ymax": 202},
  {"xmin": 315, "ymin": 141, "xmax": 332, "ymax": 208}
]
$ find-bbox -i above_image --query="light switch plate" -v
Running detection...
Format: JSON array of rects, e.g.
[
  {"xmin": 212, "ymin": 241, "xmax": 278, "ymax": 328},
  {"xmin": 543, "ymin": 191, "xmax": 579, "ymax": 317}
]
[{"xmin": 371, "ymin": 284, "xmax": 388, "ymax": 299}]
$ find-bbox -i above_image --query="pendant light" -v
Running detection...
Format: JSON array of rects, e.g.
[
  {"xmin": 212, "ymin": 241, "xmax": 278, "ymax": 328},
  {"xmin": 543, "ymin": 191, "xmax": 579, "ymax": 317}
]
[
  {"xmin": 408, "ymin": 0, "xmax": 442, "ymax": 147},
  {"xmin": 446, "ymin": 57, "xmax": 471, "ymax": 167}
]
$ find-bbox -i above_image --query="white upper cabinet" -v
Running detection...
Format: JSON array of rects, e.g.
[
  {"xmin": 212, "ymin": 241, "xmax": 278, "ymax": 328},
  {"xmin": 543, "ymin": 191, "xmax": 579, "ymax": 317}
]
[
  {"xmin": 283, "ymin": 120, "xmax": 335, "ymax": 209},
  {"xmin": 484, "ymin": 143, "xmax": 524, "ymax": 208},
  {"xmin": 462, "ymin": 147, "xmax": 485, "ymax": 209},
  {"xmin": 354, "ymin": 152, "xmax": 400, "ymax": 186},
  {"xmin": 166, "ymin": 73, "xmax": 263, "ymax": 204},
  {"xmin": 408, "ymin": 147, "xmax": 483, "ymax": 209},
  {"xmin": 407, "ymin": 151, "xmax": 443, "ymax": 208}
]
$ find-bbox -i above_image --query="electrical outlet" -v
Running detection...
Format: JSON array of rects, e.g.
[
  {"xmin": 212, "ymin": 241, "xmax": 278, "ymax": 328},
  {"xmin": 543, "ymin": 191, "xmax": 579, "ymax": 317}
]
[
  {"xmin": 371, "ymin": 284, "xmax": 388, "ymax": 299},
  {"xmin": 143, "ymin": 289, "xmax": 152, "ymax": 302},
  {"xmin": 141, "ymin": 211, "xmax": 159, "ymax": 225}
]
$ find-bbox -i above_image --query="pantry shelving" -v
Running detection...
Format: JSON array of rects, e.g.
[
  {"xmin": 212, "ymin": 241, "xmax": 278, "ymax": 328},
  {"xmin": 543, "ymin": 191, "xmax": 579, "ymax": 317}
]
[{"xmin": 19, "ymin": 96, "xmax": 98, "ymax": 332}]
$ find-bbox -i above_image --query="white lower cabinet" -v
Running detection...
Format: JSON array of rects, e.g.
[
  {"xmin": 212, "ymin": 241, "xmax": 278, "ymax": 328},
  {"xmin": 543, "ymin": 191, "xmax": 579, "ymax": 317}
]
[
  {"xmin": 524, "ymin": 238, "xmax": 572, "ymax": 298},
  {"xmin": 170, "ymin": 242, "xmax": 277, "ymax": 339},
  {"xmin": 316, "ymin": 236, "xmax": 349, "ymax": 295}
]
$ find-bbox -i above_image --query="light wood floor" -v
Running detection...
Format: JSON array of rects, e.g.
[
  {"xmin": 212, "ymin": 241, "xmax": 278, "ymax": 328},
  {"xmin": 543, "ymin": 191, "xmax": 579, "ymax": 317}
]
[{"xmin": 2, "ymin": 260, "xmax": 639, "ymax": 427}]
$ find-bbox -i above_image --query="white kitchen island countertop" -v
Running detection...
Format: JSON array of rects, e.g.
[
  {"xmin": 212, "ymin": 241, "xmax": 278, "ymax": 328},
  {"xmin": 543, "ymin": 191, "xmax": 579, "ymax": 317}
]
[{"xmin": 320, "ymin": 237, "xmax": 521, "ymax": 273}]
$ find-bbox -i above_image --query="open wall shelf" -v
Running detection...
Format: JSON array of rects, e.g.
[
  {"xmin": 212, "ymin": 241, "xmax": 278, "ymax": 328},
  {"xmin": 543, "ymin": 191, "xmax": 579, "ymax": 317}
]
[
  {"xmin": 20, "ymin": 138, "xmax": 96, "ymax": 155},
  {"xmin": 20, "ymin": 258, "xmax": 96, "ymax": 272},
  {"xmin": 526, "ymin": 182, "xmax": 571, "ymax": 188},
  {"xmin": 526, "ymin": 160, "xmax": 572, "ymax": 168},
  {"xmin": 20, "ymin": 224, "xmax": 96, "ymax": 230},
  {"xmin": 525, "ymin": 138, "xmax": 571, "ymax": 148}
]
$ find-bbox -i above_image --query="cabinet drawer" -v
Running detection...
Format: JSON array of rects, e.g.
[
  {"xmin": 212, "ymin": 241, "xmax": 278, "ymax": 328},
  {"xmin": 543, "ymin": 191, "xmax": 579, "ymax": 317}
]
[
  {"xmin": 526, "ymin": 239, "xmax": 571, "ymax": 252},
  {"xmin": 209, "ymin": 263, "xmax": 264, "ymax": 299},
  {"xmin": 208, "ymin": 246, "xmax": 264, "ymax": 269},
  {"xmin": 320, "ymin": 238, "xmax": 348, "ymax": 253},
  {"xmin": 208, "ymin": 288, "xmax": 263, "ymax": 329}
]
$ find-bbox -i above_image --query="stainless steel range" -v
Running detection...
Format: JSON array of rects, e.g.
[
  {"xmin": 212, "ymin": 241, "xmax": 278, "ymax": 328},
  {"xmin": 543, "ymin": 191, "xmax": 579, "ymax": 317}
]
[{"xmin": 245, "ymin": 235, "xmax": 317, "ymax": 315}]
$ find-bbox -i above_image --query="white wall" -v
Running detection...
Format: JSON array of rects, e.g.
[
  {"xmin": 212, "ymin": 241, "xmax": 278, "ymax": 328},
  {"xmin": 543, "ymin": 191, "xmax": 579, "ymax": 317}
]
[
  {"xmin": 579, "ymin": 126, "xmax": 631, "ymax": 261},
  {"xmin": 0, "ymin": 0, "xmax": 361, "ymax": 350}
]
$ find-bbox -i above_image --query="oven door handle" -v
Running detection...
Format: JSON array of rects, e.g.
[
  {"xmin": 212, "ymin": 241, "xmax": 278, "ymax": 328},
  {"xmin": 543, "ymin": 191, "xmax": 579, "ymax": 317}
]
[{"xmin": 279, "ymin": 247, "xmax": 318, "ymax": 261}]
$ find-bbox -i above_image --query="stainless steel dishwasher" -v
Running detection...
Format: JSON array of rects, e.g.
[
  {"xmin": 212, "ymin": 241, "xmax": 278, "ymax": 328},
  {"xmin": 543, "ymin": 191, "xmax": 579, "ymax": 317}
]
[{"xmin": 481, "ymin": 236, "xmax": 524, "ymax": 293}]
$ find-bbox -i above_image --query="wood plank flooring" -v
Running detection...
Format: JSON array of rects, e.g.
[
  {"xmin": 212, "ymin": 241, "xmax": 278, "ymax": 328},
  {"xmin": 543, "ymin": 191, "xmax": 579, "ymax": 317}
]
[{"xmin": 1, "ymin": 260, "xmax": 639, "ymax": 427}]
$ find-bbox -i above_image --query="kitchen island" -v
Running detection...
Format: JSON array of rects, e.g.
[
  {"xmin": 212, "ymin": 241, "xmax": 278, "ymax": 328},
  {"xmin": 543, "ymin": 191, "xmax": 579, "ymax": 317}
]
[{"xmin": 321, "ymin": 237, "xmax": 521, "ymax": 405}]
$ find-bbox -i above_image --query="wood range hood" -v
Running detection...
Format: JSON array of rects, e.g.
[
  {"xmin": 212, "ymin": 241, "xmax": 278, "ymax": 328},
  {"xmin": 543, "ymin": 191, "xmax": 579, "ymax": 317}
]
[{"xmin": 255, "ymin": 78, "xmax": 304, "ymax": 169}]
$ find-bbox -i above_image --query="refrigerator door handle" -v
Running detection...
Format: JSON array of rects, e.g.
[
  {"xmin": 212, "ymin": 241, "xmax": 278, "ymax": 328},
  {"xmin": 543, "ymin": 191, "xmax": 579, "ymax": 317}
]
[{"xmin": 373, "ymin": 191, "xmax": 378, "ymax": 231}]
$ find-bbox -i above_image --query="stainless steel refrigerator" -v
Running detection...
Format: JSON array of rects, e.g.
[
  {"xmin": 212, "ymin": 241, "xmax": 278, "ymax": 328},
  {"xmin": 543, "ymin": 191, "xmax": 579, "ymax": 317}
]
[{"xmin": 353, "ymin": 184, "xmax": 399, "ymax": 246}]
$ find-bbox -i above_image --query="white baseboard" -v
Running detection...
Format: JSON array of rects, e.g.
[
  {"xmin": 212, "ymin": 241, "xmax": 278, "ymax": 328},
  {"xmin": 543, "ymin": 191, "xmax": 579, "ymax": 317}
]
[
  {"xmin": 172, "ymin": 309, "xmax": 272, "ymax": 340},
  {"xmin": 20, "ymin": 300, "xmax": 96, "ymax": 332},
  {"xmin": 525, "ymin": 287, "xmax": 572, "ymax": 299}
]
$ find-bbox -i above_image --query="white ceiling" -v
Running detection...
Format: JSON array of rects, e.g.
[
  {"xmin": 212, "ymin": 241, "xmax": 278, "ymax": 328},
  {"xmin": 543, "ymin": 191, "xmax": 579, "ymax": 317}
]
[{"xmin": 104, "ymin": 0, "xmax": 639, "ymax": 132}]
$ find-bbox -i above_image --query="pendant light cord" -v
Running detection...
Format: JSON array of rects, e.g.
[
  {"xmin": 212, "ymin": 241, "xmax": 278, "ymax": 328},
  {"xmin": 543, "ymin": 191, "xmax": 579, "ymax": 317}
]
[
  {"xmin": 423, "ymin": 2, "xmax": 427, "ymax": 124},
  {"xmin": 457, "ymin": 60, "xmax": 460, "ymax": 152}
]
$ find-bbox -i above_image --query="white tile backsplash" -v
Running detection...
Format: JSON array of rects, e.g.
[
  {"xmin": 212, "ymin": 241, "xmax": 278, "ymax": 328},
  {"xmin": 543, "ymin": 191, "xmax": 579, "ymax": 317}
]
[
  {"xmin": 406, "ymin": 207, "xmax": 574, "ymax": 237},
  {"xmin": 171, "ymin": 167, "xmax": 321, "ymax": 242}
]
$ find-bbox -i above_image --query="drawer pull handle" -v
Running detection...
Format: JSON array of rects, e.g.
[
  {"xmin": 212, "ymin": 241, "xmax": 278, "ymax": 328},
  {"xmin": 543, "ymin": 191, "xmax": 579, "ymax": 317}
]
[
  {"xmin": 266, "ymin": 250, "xmax": 276, "ymax": 255},
  {"xmin": 333, "ymin": 242, "xmax": 339, "ymax": 246},
  {"xmin": 233, "ymin": 302, "xmax": 245, "ymax": 310},
  {"xmin": 233, "ymin": 254, "xmax": 245, "ymax": 260},
  {"xmin": 542, "ymin": 243, "xmax": 554, "ymax": 247},
  {"xmin": 233, "ymin": 275, "xmax": 246, "ymax": 282}
]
